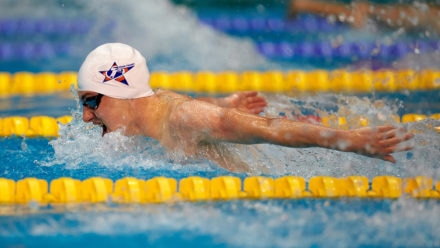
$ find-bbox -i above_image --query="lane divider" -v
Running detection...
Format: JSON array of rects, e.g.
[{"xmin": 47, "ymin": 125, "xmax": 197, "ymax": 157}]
[
  {"xmin": 1, "ymin": 175, "xmax": 439, "ymax": 204},
  {"xmin": 257, "ymin": 40, "xmax": 440, "ymax": 61},
  {"xmin": 1, "ymin": 69, "xmax": 440, "ymax": 95},
  {"xmin": 0, "ymin": 113, "xmax": 438, "ymax": 137}
]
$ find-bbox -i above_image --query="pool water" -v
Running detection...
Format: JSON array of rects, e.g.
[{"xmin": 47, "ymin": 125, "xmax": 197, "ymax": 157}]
[{"xmin": 1, "ymin": 0, "xmax": 440, "ymax": 247}]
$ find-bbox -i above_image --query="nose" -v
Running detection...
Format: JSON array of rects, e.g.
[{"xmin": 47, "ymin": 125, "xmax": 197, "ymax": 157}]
[{"xmin": 82, "ymin": 107, "xmax": 96, "ymax": 123}]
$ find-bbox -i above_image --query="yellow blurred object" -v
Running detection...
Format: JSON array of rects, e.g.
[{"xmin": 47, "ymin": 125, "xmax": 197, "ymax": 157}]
[
  {"xmin": 243, "ymin": 176, "xmax": 274, "ymax": 198},
  {"xmin": 145, "ymin": 177, "xmax": 177, "ymax": 203},
  {"xmin": 274, "ymin": 176, "xmax": 307, "ymax": 198},
  {"xmin": 210, "ymin": 176, "xmax": 242, "ymax": 200},
  {"xmin": 339, "ymin": 176, "xmax": 369, "ymax": 197},
  {"xmin": 403, "ymin": 176, "xmax": 434, "ymax": 198},
  {"xmin": 401, "ymin": 114, "xmax": 427, "ymax": 123},
  {"xmin": 370, "ymin": 176, "xmax": 402, "ymax": 198},
  {"xmin": 216, "ymin": 71, "xmax": 239, "ymax": 93},
  {"xmin": 395, "ymin": 70, "xmax": 419, "ymax": 91},
  {"xmin": 309, "ymin": 176, "xmax": 341, "ymax": 197},
  {"xmin": 169, "ymin": 71, "xmax": 193, "ymax": 92},
  {"xmin": 16, "ymin": 178, "xmax": 48, "ymax": 204},
  {"xmin": 330, "ymin": 70, "xmax": 352, "ymax": 92},
  {"xmin": 81, "ymin": 177, "xmax": 113, "ymax": 203},
  {"xmin": 306, "ymin": 70, "xmax": 330, "ymax": 92},
  {"xmin": 12, "ymin": 72, "xmax": 35, "ymax": 95},
  {"xmin": 0, "ymin": 178, "xmax": 15, "ymax": 203},
  {"xmin": 113, "ymin": 177, "xmax": 146, "ymax": 203},
  {"xmin": 50, "ymin": 177, "xmax": 82, "ymax": 203},
  {"xmin": 57, "ymin": 71, "xmax": 77, "ymax": 91},
  {"xmin": 261, "ymin": 71, "xmax": 286, "ymax": 92},
  {"xmin": 34, "ymin": 72, "xmax": 58, "ymax": 94},
  {"xmin": 372, "ymin": 70, "xmax": 396, "ymax": 92},
  {"xmin": 29, "ymin": 116, "xmax": 59, "ymax": 137},
  {"xmin": 0, "ymin": 72, "xmax": 12, "ymax": 96},
  {"xmin": 321, "ymin": 115, "xmax": 348, "ymax": 129},
  {"xmin": 350, "ymin": 70, "xmax": 373, "ymax": 92},
  {"xmin": 420, "ymin": 69, "xmax": 440, "ymax": 90},
  {"xmin": 3, "ymin": 116, "xmax": 29, "ymax": 136},
  {"xmin": 57, "ymin": 115, "xmax": 73, "ymax": 125},
  {"xmin": 240, "ymin": 71, "xmax": 262, "ymax": 91},
  {"xmin": 285, "ymin": 70, "xmax": 307, "ymax": 92},
  {"xmin": 179, "ymin": 176, "xmax": 210, "ymax": 201},
  {"xmin": 194, "ymin": 71, "xmax": 217, "ymax": 93}
]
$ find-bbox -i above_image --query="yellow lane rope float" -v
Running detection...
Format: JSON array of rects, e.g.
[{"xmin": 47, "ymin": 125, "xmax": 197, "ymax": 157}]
[
  {"xmin": 0, "ymin": 175, "xmax": 439, "ymax": 205},
  {"xmin": 0, "ymin": 69, "xmax": 439, "ymax": 95}
]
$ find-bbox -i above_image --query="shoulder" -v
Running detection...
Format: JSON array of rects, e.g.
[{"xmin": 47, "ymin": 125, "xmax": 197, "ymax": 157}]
[{"xmin": 156, "ymin": 89, "xmax": 192, "ymax": 101}]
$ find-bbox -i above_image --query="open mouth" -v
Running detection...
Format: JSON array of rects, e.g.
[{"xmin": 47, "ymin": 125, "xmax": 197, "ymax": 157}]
[{"xmin": 102, "ymin": 124, "xmax": 108, "ymax": 136}]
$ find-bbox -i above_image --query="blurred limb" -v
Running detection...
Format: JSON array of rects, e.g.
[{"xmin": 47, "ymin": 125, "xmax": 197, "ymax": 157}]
[
  {"xmin": 288, "ymin": 0, "xmax": 440, "ymax": 33},
  {"xmin": 197, "ymin": 91, "xmax": 268, "ymax": 115}
]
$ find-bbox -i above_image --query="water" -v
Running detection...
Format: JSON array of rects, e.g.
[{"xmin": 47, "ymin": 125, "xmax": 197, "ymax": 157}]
[
  {"xmin": 1, "ymin": 0, "xmax": 440, "ymax": 247},
  {"xmin": 0, "ymin": 0, "xmax": 268, "ymax": 72}
]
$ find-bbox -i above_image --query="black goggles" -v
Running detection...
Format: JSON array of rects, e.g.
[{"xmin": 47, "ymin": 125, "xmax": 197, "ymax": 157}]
[{"xmin": 81, "ymin": 94, "xmax": 103, "ymax": 110}]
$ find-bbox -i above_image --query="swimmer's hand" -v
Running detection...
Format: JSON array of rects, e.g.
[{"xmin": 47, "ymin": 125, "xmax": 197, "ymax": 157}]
[
  {"xmin": 343, "ymin": 125, "xmax": 414, "ymax": 163},
  {"xmin": 222, "ymin": 91, "xmax": 268, "ymax": 115}
]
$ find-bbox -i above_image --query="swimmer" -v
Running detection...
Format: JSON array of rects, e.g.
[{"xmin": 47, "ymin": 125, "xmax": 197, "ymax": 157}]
[
  {"xmin": 78, "ymin": 43, "xmax": 414, "ymax": 172},
  {"xmin": 288, "ymin": 0, "xmax": 440, "ymax": 33}
]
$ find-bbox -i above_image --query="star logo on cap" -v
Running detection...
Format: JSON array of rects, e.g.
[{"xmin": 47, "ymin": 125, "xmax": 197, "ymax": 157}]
[{"xmin": 100, "ymin": 62, "xmax": 135, "ymax": 85}]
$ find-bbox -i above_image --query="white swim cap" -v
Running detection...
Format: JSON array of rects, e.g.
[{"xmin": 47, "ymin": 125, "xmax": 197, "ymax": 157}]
[{"xmin": 78, "ymin": 43, "xmax": 154, "ymax": 99}]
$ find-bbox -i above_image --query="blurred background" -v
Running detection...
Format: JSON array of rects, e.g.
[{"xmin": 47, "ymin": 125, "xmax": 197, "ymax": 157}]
[
  {"xmin": 1, "ymin": 0, "xmax": 439, "ymax": 73},
  {"xmin": 1, "ymin": 2, "xmax": 440, "ymax": 247}
]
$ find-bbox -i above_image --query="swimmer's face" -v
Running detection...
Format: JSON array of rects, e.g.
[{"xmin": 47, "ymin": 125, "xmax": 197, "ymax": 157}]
[{"xmin": 79, "ymin": 91, "xmax": 133, "ymax": 136}]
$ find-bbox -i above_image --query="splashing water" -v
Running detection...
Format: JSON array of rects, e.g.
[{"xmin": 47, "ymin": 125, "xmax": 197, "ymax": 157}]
[
  {"xmin": 1, "ymin": 1, "xmax": 440, "ymax": 246},
  {"xmin": 40, "ymin": 92, "xmax": 439, "ymax": 181}
]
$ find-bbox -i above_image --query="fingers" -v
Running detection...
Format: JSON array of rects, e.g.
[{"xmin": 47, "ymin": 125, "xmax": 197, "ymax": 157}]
[
  {"xmin": 238, "ymin": 92, "xmax": 267, "ymax": 114},
  {"xmin": 246, "ymin": 99, "xmax": 268, "ymax": 108},
  {"xmin": 241, "ymin": 91, "xmax": 259, "ymax": 98},
  {"xmin": 381, "ymin": 154, "xmax": 396, "ymax": 163},
  {"xmin": 355, "ymin": 125, "xmax": 414, "ymax": 162}
]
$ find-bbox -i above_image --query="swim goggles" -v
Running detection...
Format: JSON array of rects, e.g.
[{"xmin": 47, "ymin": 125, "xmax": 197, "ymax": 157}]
[{"xmin": 81, "ymin": 94, "xmax": 103, "ymax": 110}]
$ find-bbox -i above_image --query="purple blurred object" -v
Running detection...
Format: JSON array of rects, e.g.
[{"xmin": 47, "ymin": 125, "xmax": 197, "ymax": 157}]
[
  {"xmin": 0, "ymin": 43, "xmax": 14, "ymax": 60},
  {"xmin": 35, "ymin": 43, "xmax": 55, "ymax": 59},
  {"xmin": 249, "ymin": 17, "xmax": 266, "ymax": 31},
  {"xmin": 35, "ymin": 18, "xmax": 56, "ymax": 34},
  {"xmin": 266, "ymin": 18, "xmax": 285, "ymax": 32},
  {"xmin": 231, "ymin": 18, "xmax": 249, "ymax": 32},
  {"xmin": 352, "ymin": 41, "xmax": 374, "ymax": 59},
  {"xmin": 17, "ymin": 43, "xmax": 35, "ymax": 60},
  {"xmin": 314, "ymin": 41, "xmax": 333, "ymax": 58},
  {"xmin": 278, "ymin": 42, "xmax": 295, "ymax": 58},
  {"xmin": 257, "ymin": 42, "xmax": 278, "ymax": 57},
  {"xmin": 212, "ymin": 18, "xmax": 232, "ymax": 31},
  {"xmin": 295, "ymin": 42, "xmax": 314, "ymax": 58},
  {"xmin": 390, "ymin": 41, "xmax": 410, "ymax": 58},
  {"xmin": 334, "ymin": 42, "xmax": 354, "ymax": 59},
  {"xmin": 0, "ymin": 19, "xmax": 18, "ymax": 36}
]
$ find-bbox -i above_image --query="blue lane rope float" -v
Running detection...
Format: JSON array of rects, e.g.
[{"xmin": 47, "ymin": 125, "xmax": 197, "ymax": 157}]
[
  {"xmin": 256, "ymin": 40, "xmax": 440, "ymax": 62},
  {"xmin": 0, "ymin": 18, "xmax": 92, "ymax": 37},
  {"xmin": 0, "ymin": 42, "xmax": 71, "ymax": 61},
  {"xmin": 0, "ymin": 175, "xmax": 439, "ymax": 205},
  {"xmin": 2, "ymin": 17, "xmax": 439, "ymax": 65},
  {"xmin": 199, "ymin": 15, "xmax": 346, "ymax": 34}
]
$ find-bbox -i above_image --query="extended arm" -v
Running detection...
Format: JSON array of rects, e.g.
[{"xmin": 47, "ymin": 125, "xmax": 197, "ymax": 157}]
[{"xmin": 174, "ymin": 101, "xmax": 413, "ymax": 163}]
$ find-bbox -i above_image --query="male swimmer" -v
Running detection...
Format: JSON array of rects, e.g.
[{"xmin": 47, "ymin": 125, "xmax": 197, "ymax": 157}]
[{"xmin": 78, "ymin": 43, "xmax": 414, "ymax": 172}]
